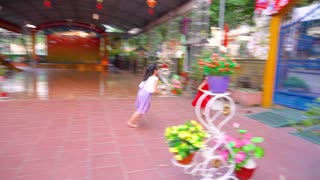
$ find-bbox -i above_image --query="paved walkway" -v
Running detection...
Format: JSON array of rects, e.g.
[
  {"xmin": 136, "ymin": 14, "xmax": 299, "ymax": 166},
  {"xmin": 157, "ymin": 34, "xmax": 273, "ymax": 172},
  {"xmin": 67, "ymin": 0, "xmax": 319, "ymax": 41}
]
[{"xmin": 0, "ymin": 68, "xmax": 319, "ymax": 180}]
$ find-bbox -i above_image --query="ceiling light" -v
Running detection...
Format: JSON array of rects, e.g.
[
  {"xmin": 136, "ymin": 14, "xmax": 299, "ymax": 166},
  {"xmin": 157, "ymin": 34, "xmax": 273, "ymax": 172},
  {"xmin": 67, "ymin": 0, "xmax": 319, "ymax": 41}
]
[
  {"xmin": 128, "ymin": 28, "xmax": 141, "ymax": 34},
  {"xmin": 26, "ymin": 24, "xmax": 36, "ymax": 28}
]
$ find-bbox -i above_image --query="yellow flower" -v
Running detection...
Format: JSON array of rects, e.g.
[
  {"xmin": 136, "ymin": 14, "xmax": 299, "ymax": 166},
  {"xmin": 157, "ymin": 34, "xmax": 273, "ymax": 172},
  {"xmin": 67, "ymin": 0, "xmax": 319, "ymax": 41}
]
[
  {"xmin": 169, "ymin": 148, "xmax": 178, "ymax": 153},
  {"xmin": 175, "ymin": 155, "xmax": 183, "ymax": 160},
  {"xmin": 178, "ymin": 131, "xmax": 190, "ymax": 139}
]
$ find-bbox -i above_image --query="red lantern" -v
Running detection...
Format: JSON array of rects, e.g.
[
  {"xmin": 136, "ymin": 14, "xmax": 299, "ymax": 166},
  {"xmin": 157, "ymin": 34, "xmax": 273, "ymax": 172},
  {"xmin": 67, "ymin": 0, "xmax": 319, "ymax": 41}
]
[
  {"xmin": 96, "ymin": 2, "xmax": 103, "ymax": 10},
  {"xmin": 43, "ymin": 0, "xmax": 51, "ymax": 8},
  {"xmin": 146, "ymin": 0, "xmax": 157, "ymax": 15},
  {"xmin": 146, "ymin": 0, "xmax": 157, "ymax": 8},
  {"xmin": 148, "ymin": 8, "xmax": 154, "ymax": 15},
  {"xmin": 96, "ymin": 0, "xmax": 103, "ymax": 10}
]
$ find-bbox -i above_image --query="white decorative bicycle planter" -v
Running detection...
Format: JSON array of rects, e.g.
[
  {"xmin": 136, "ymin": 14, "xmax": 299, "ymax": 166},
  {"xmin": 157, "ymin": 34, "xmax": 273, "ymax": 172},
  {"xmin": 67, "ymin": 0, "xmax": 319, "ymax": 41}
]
[{"xmin": 171, "ymin": 91, "xmax": 239, "ymax": 180}]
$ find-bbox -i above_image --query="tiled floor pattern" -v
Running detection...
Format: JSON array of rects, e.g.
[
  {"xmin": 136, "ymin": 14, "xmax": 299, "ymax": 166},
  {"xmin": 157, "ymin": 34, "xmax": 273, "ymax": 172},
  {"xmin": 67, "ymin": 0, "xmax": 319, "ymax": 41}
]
[{"xmin": 0, "ymin": 68, "xmax": 319, "ymax": 180}]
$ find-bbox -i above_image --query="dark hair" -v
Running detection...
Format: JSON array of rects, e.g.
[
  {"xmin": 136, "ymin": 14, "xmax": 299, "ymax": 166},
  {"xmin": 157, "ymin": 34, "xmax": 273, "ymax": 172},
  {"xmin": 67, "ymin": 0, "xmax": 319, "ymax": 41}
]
[
  {"xmin": 143, "ymin": 63, "xmax": 158, "ymax": 81},
  {"xmin": 203, "ymin": 74, "xmax": 207, "ymax": 80}
]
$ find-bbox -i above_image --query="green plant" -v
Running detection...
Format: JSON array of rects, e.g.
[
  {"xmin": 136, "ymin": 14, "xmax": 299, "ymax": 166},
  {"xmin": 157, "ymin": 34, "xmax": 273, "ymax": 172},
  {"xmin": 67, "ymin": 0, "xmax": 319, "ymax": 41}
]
[
  {"xmin": 283, "ymin": 76, "xmax": 309, "ymax": 89},
  {"xmin": 0, "ymin": 67, "xmax": 6, "ymax": 76},
  {"xmin": 293, "ymin": 98, "xmax": 320, "ymax": 132},
  {"xmin": 165, "ymin": 120, "xmax": 208, "ymax": 161},
  {"xmin": 198, "ymin": 52, "xmax": 240, "ymax": 76},
  {"xmin": 219, "ymin": 123, "xmax": 265, "ymax": 170}
]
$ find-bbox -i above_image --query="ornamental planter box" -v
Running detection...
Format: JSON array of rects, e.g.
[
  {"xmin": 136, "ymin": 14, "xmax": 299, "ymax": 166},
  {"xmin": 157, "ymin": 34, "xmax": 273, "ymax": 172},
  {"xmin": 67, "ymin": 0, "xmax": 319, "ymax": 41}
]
[{"xmin": 230, "ymin": 88, "xmax": 262, "ymax": 106}]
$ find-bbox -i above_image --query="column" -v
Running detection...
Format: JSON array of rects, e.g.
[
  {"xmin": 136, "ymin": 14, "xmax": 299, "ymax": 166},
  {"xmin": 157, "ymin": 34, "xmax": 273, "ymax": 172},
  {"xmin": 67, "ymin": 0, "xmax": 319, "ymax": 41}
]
[{"xmin": 31, "ymin": 30, "xmax": 37, "ymax": 60}]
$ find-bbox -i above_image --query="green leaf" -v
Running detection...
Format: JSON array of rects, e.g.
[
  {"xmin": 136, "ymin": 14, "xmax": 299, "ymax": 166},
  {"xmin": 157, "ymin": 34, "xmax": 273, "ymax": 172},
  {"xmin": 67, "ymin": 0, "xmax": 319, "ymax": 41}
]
[
  {"xmin": 254, "ymin": 147, "xmax": 265, "ymax": 158},
  {"xmin": 251, "ymin": 137, "xmax": 264, "ymax": 143},
  {"xmin": 242, "ymin": 144, "xmax": 255, "ymax": 152},
  {"xmin": 238, "ymin": 129, "xmax": 247, "ymax": 134},
  {"xmin": 228, "ymin": 142, "xmax": 235, "ymax": 147}
]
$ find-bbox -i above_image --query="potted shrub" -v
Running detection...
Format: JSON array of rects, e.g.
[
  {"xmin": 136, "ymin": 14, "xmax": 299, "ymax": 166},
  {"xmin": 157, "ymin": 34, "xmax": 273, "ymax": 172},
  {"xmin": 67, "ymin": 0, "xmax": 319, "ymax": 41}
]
[
  {"xmin": 165, "ymin": 120, "xmax": 208, "ymax": 165},
  {"xmin": 219, "ymin": 123, "xmax": 265, "ymax": 180},
  {"xmin": 170, "ymin": 74, "xmax": 183, "ymax": 95},
  {"xmin": 198, "ymin": 51, "xmax": 240, "ymax": 93}
]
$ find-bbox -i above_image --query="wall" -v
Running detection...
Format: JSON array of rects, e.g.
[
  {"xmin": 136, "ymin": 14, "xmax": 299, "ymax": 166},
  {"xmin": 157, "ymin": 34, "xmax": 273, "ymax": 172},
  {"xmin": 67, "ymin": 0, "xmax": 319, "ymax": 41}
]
[
  {"xmin": 47, "ymin": 35, "xmax": 100, "ymax": 63},
  {"xmin": 231, "ymin": 58, "xmax": 266, "ymax": 90}
]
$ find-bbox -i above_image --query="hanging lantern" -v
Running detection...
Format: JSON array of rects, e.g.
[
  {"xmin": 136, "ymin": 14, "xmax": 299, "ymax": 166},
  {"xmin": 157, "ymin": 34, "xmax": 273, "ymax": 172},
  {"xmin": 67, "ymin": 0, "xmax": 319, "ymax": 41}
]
[
  {"xmin": 146, "ymin": 0, "xmax": 157, "ymax": 15},
  {"xmin": 148, "ymin": 8, "xmax": 154, "ymax": 15},
  {"xmin": 96, "ymin": 0, "xmax": 103, "ymax": 10},
  {"xmin": 43, "ymin": 0, "xmax": 51, "ymax": 8}
]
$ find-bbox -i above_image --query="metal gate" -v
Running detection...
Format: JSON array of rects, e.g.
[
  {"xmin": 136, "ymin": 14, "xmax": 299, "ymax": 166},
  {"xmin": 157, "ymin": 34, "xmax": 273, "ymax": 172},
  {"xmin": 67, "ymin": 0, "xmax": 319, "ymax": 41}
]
[{"xmin": 274, "ymin": 4, "xmax": 320, "ymax": 110}]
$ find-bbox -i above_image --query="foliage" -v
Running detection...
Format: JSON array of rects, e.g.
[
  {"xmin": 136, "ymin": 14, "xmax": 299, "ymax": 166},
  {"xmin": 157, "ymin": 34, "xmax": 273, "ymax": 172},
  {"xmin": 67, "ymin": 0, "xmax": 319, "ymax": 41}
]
[
  {"xmin": 198, "ymin": 52, "xmax": 240, "ymax": 76},
  {"xmin": 171, "ymin": 74, "xmax": 183, "ymax": 95},
  {"xmin": 283, "ymin": 76, "xmax": 309, "ymax": 89},
  {"xmin": 165, "ymin": 120, "xmax": 208, "ymax": 161},
  {"xmin": 293, "ymin": 98, "xmax": 320, "ymax": 132},
  {"xmin": 219, "ymin": 123, "xmax": 265, "ymax": 170},
  {"xmin": 209, "ymin": 0, "xmax": 255, "ymax": 29},
  {"xmin": 0, "ymin": 67, "xmax": 6, "ymax": 76}
]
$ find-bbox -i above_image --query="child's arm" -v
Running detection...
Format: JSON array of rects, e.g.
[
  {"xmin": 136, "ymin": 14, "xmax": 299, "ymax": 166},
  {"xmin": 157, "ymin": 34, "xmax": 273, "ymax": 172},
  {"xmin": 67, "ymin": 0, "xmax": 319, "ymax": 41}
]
[
  {"xmin": 197, "ymin": 81, "xmax": 206, "ymax": 93},
  {"xmin": 153, "ymin": 79, "xmax": 159, "ymax": 94}
]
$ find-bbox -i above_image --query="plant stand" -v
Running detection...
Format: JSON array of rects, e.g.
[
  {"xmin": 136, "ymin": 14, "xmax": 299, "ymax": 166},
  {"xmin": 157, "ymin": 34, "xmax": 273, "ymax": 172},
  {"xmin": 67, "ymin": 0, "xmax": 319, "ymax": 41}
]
[{"xmin": 171, "ymin": 90, "xmax": 238, "ymax": 180}]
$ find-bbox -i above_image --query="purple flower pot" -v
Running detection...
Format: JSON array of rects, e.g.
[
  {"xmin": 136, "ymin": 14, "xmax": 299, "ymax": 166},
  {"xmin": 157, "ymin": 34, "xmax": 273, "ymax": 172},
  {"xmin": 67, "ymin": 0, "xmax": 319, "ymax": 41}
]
[{"xmin": 207, "ymin": 76, "xmax": 230, "ymax": 93}]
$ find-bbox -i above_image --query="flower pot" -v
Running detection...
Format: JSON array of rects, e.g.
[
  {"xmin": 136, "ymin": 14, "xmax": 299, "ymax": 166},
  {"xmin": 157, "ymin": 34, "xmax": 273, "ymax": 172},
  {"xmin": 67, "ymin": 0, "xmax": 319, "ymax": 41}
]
[
  {"xmin": 235, "ymin": 167, "xmax": 256, "ymax": 180},
  {"xmin": 171, "ymin": 89, "xmax": 177, "ymax": 94},
  {"xmin": 207, "ymin": 76, "xmax": 230, "ymax": 93},
  {"xmin": 235, "ymin": 159, "xmax": 257, "ymax": 180},
  {"xmin": 230, "ymin": 88, "xmax": 262, "ymax": 106},
  {"xmin": 177, "ymin": 153, "xmax": 194, "ymax": 165}
]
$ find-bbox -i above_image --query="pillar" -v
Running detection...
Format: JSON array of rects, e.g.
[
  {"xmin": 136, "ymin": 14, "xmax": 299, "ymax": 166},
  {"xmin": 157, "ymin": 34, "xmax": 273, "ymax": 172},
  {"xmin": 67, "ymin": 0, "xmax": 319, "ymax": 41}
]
[
  {"xmin": 101, "ymin": 33, "xmax": 108, "ymax": 66},
  {"xmin": 262, "ymin": 1, "xmax": 298, "ymax": 108},
  {"xmin": 31, "ymin": 30, "xmax": 36, "ymax": 60}
]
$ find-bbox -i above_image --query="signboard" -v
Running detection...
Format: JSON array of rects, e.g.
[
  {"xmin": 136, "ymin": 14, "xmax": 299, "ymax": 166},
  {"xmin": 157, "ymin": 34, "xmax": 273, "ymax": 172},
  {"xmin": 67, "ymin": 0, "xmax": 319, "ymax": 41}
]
[{"xmin": 255, "ymin": 0, "xmax": 292, "ymax": 15}]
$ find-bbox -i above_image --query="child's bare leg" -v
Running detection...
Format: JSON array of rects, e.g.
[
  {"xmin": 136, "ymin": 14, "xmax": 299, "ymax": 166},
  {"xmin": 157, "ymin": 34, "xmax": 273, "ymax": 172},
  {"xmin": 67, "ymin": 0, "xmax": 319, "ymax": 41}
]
[{"xmin": 128, "ymin": 111, "xmax": 141, "ymax": 127}]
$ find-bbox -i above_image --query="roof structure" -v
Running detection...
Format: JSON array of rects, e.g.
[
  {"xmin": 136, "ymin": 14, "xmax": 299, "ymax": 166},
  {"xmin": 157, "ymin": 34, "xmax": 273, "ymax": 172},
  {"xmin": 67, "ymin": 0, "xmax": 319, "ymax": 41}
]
[{"xmin": 0, "ymin": 0, "xmax": 191, "ymax": 34}]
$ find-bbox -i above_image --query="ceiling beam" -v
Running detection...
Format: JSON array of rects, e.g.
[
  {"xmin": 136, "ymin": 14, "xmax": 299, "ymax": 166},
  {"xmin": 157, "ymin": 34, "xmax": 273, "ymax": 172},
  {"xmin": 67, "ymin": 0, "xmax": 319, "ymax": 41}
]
[{"xmin": 0, "ymin": 19, "xmax": 21, "ymax": 33}]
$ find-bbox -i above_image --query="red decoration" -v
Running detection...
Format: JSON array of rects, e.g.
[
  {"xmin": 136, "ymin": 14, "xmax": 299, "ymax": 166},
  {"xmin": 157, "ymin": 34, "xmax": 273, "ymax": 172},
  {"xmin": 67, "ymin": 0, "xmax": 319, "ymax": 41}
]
[
  {"xmin": 43, "ymin": 0, "xmax": 51, "ymax": 8},
  {"xmin": 146, "ymin": 0, "xmax": 157, "ymax": 15},
  {"xmin": 148, "ymin": 8, "xmax": 154, "ymax": 15},
  {"xmin": 223, "ymin": 24, "xmax": 229, "ymax": 47},
  {"xmin": 96, "ymin": 2, "xmax": 103, "ymax": 10},
  {"xmin": 161, "ymin": 64, "xmax": 168, "ymax": 68}
]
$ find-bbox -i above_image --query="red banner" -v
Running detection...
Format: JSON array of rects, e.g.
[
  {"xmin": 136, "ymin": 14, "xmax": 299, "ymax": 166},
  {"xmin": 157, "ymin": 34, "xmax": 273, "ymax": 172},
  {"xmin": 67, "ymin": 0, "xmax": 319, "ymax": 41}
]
[{"xmin": 255, "ymin": 0, "xmax": 292, "ymax": 15}]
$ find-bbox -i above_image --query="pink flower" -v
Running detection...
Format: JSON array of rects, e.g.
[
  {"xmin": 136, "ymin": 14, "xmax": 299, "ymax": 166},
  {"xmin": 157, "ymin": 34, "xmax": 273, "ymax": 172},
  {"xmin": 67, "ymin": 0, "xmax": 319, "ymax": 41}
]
[
  {"xmin": 242, "ymin": 139, "xmax": 251, "ymax": 145},
  {"xmin": 235, "ymin": 151, "xmax": 247, "ymax": 163},
  {"xmin": 243, "ymin": 133, "xmax": 252, "ymax": 140},
  {"xmin": 225, "ymin": 135, "xmax": 235, "ymax": 142},
  {"xmin": 220, "ymin": 150, "xmax": 229, "ymax": 161},
  {"xmin": 234, "ymin": 139, "xmax": 243, "ymax": 148}
]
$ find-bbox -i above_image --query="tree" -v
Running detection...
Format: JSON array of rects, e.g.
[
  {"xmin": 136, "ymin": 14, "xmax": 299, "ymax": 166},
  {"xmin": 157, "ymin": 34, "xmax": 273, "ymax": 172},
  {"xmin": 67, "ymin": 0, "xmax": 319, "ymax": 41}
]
[{"xmin": 210, "ymin": 0, "xmax": 255, "ymax": 29}]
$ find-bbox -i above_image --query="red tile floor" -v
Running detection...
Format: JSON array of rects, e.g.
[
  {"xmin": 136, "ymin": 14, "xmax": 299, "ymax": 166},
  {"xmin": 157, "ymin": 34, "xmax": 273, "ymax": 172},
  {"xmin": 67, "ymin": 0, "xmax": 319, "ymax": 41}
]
[{"xmin": 0, "ymin": 67, "xmax": 319, "ymax": 180}]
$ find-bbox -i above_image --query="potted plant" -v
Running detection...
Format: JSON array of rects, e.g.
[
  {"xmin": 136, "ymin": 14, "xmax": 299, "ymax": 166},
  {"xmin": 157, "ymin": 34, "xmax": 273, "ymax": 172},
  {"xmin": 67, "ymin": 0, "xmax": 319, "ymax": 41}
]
[
  {"xmin": 165, "ymin": 120, "xmax": 208, "ymax": 165},
  {"xmin": 0, "ymin": 67, "xmax": 8, "ymax": 99},
  {"xmin": 219, "ymin": 123, "xmax": 265, "ymax": 180},
  {"xmin": 170, "ymin": 74, "xmax": 183, "ymax": 95},
  {"xmin": 198, "ymin": 51, "xmax": 240, "ymax": 93}
]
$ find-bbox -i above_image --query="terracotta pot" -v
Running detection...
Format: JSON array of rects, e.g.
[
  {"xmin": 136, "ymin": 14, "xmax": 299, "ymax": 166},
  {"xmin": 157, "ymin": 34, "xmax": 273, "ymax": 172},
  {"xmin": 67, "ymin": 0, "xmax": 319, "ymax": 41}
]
[
  {"xmin": 171, "ymin": 89, "xmax": 177, "ymax": 94},
  {"xmin": 177, "ymin": 153, "xmax": 194, "ymax": 165},
  {"xmin": 235, "ymin": 167, "xmax": 256, "ymax": 180}
]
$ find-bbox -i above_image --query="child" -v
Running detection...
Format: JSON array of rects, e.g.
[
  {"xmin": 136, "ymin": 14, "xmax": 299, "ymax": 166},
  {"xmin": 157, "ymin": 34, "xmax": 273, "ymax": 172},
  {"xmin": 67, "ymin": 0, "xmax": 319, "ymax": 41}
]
[
  {"xmin": 128, "ymin": 63, "xmax": 159, "ymax": 128},
  {"xmin": 191, "ymin": 74, "xmax": 212, "ymax": 114}
]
